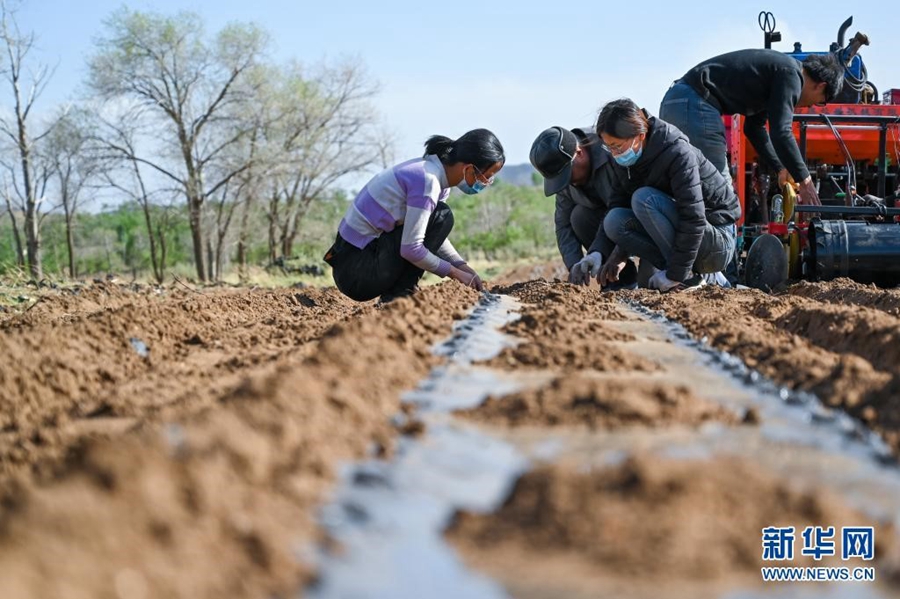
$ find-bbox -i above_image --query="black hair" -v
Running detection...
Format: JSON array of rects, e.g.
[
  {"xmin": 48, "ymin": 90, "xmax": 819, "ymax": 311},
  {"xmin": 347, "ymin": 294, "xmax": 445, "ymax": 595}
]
[
  {"xmin": 595, "ymin": 98, "xmax": 649, "ymax": 139},
  {"xmin": 803, "ymin": 53, "xmax": 844, "ymax": 103},
  {"xmin": 424, "ymin": 128, "xmax": 505, "ymax": 170}
]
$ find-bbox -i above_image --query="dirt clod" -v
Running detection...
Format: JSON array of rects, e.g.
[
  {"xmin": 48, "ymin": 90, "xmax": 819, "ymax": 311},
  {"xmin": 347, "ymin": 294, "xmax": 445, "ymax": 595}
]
[{"xmin": 458, "ymin": 375, "xmax": 738, "ymax": 429}]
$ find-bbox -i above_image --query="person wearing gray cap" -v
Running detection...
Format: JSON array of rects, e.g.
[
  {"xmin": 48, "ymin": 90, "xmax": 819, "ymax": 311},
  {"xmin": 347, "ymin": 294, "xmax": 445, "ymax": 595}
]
[{"xmin": 529, "ymin": 126, "xmax": 637, "ymax": 288}]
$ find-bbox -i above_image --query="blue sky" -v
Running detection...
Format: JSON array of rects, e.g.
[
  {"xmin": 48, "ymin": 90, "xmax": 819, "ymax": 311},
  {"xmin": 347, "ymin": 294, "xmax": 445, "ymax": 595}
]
[{"xmin": 14, "ymin": 0, "xmax": 900, "ymax": 175}]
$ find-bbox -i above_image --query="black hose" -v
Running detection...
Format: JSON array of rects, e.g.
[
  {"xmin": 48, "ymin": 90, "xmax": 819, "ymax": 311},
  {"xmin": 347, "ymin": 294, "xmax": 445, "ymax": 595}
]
[
  {"xmin": 837, "ymin": 16, "xmax": 853, "ymax": 48},
  {"xmin": 821, "ymin": 114, "xmax": 857, "ymax": 195},
  {"xmin": 868, "ymin": 81, "xmax": 879, "ymax": 104}
]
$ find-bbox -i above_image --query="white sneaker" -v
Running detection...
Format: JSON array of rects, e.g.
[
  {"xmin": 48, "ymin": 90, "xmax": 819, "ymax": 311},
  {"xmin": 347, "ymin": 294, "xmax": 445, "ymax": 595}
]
[{"xmin": 701, "ymin": 271, "xmax": 731, "ymax": 288}]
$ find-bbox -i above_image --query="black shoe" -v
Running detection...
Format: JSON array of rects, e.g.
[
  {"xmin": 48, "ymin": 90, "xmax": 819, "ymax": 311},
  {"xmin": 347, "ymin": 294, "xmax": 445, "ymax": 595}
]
[
  {"xmin": 617, "ymin": 259, "xmax": 638, "ymax": 286},
  {"xmin": 378, "ymin": 285, "xmax": 419, "ymax": 305},
  {"xmin": 603, "ymin": 280, "xmax": 639, "ymax": 292},
  {"xmin": 672, "ymin": 274, "xmax": 707, "ymax": 293}
]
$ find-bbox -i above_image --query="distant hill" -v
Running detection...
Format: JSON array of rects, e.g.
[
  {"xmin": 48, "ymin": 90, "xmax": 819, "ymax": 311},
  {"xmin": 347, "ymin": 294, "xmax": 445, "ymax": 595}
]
[{"xmin": 497, "ymin": 163, "xmax": 540, "ymax": 187}]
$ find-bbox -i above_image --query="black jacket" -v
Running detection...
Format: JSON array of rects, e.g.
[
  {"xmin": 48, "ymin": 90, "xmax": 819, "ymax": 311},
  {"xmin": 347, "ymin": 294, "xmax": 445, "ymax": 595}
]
[
  {"xmin": 680, "ymin": 49, "xmax": 808, "ymax": 181},
  {"xmin": 606, "ymin": 116, "xmax": 741, "ymax": 282},
  {"xmin": 554, "ymin": 128, "xmax": 618, "ymax": 268}
]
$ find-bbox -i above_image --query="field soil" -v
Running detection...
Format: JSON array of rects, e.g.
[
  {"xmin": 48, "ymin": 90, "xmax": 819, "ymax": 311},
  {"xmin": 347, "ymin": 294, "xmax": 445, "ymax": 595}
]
[{"xmin": 2, "ymin": 273, "xmax": 899, "ymax": 598}]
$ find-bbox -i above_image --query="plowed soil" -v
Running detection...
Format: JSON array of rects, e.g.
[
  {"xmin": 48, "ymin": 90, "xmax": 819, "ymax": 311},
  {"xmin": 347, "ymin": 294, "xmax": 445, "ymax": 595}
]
[
  {"xmin": 0, "ymin": 282, "xmax": 479, "ymax": 599},
  {"xmin": 447, "ymin": 275, "xmax": 900, "ymax": 599},
  {"xmin": 635, "ymin": 279, "xmax": 900, "ymax": 454},
  {"xmin": 487, "ymin": 281, "xmax": 659, "ymax": 372},
  {"xmin": 457, "ymin": 374, "xmax": 738, "ymax": 429},
  {"xmin": 448, "ymin": 456, "xmax": 898, "ymax": 599},
  {"xmin": 2, "ymin": 271, "xmax": 900, "ymax": 599}
]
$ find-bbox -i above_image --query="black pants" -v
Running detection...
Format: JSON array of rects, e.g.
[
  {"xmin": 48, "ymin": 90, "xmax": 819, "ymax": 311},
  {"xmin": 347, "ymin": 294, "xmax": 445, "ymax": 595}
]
[
  {"xmin": 325, "ymin": 202, "xmax": 455, "ymax": 302},
  {"xmin": 570, "ymin": 204, "xmax": 612, "ymax": 257}
]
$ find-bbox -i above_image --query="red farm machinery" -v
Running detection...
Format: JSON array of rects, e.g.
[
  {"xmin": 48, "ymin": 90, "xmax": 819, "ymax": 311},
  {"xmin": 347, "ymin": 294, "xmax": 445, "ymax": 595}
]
[{"xmin": 731, "ymin": 13, "xmax": 900, "ymax": 290}]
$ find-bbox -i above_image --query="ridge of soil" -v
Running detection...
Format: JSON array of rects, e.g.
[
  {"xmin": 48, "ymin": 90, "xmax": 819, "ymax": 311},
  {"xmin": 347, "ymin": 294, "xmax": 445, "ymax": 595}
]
[{"xmin": 0, "ymin": 282, "xmax": 479, "ymax": 599}]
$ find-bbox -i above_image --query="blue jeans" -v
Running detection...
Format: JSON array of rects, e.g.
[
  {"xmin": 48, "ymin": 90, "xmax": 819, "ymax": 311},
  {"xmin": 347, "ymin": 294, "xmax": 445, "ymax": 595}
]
[
  {"xmin": 604, "ymin": 187, "xmax": 735, "ymax": 276},
  {"xmin": 659, "ymin": 81, "xmax": 730, "ymax": 183},
  {"xmin": 660, "ymin": 80, "xmax": 739, "ymax": 282}
]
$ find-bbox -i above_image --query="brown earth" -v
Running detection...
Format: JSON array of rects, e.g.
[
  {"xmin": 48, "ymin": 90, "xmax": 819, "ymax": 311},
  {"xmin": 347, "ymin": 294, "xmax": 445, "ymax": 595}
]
[
  {"xmin": 0, "ymin": 281, "xmax": 479, "ymax": 599},
  {"xmin": 786, "ymin": 279, "xmax": 900, "ymax": 317},
  {"xmin": 0, "ymin": 283, "xmax": 365, "ymax": 482},
  {"xmin": 635, "ymin": 278, "xmax": 900, "ymax": 454},
  {"xmin": 450, "ymin": 274, "xmax": 900, "ymax": 597},
  {"xmin": 487, "ymin": 280, "xmax": 659, "ymax": 372},
  {"xmin": 490, "ymin": 262, "xmax": 567, "ymax": 287},
  {"xmin": 447, "ymin": 455, "xmax": 898, "ymax": 597},
  {"xmin": 457, "ymin": 374, "xmax": 740, "ymax": 429},
  {"xmin": 3, "ymin": 267, "xmax": 900, "ymax": 598}
]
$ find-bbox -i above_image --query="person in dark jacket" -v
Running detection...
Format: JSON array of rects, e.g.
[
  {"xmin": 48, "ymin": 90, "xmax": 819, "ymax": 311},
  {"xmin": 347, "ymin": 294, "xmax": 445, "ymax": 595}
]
[
  {"xmin": 595, "ymin": 99, "xmax": 741, "ymax": 292},
  {"xmin": 529, "ymin": 126, "xmax": 636, "ymax": 287},
  {"xmin": 659, "ymin": 49, "xmax": 844, "ymax": 206}
]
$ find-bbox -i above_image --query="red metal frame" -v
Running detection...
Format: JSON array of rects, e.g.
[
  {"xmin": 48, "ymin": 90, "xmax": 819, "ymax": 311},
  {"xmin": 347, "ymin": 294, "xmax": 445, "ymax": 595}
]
[{"xmin": 726, "ymin": 104, "xmax": 900, "ymax": 224}]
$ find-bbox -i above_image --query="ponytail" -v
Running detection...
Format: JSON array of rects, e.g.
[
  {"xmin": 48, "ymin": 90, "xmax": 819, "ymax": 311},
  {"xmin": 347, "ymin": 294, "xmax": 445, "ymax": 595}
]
[
  {"xmin": 423, "ymin": 129, "xmax": 505, "ymax": 170},
  {"xmin": 424, "ymin": 135, "xmax": 455, "ymax": 161}
]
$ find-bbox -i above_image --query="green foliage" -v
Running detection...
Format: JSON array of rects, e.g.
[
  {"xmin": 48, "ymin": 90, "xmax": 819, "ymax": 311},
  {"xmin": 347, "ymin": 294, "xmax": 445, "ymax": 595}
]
[
  {"xmin": 0, "ymin": 204, "xmax": 188, "ymax": 279},
  {"xmin": 0, "ymin": 182, "xmax": 559, "ymax": 280},
  {"xmin": 0, "ymin": 189, "xmax": 349, "ymax": 280},
  {"xmin": 449, "ymin": 181, "xmax": 556, "ymax": 261}
]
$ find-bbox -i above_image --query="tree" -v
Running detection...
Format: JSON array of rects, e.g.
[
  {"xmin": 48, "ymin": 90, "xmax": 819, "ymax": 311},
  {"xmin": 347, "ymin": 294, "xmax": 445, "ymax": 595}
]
[
  {"xmin": 88, "ymin": 8, "xmax": 269, "ymax": 282},
  {"xmin": 264, "ymin": 59, "xmax": 389, "ymax": 261},
  {"xmin": 94, "ymin": 106, "xmax": 173, "ymax": 284},
  {"xmin": 41, "ymin": 105, "xmax": 103, "ymax": 278},
  {"xmin": 0, "ymin": 0, "xmax": 58, "ymax": 280},
  {"xmin": 203, "ymin": 63, "xmax": 278, "ymax": 281},
  {"xmin": 1, "ymin": 174, "xmax": 23, "ymax": 266}
]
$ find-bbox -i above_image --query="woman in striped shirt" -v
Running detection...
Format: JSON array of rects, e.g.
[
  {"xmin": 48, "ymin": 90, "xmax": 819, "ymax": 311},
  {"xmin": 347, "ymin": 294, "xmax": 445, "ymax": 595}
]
[{"xmin": 325, "ymin": 129, "xmax": 505, "ymax": 302}]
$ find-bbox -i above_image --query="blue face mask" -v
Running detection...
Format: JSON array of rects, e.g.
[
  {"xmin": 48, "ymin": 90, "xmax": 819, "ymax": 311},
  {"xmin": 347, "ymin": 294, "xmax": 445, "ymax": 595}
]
[
  {"xmin": 614, "ymin": 138, "xmax": 643, "ymax": 167},
  {"xmin": 457, "ymin": 167, "xmax": 487, "ymax": 195}
]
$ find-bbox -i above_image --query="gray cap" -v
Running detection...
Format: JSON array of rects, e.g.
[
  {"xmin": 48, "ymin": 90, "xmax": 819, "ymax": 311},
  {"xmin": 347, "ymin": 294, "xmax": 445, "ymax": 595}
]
[{"xmin": 529, "ymin": 126, "xmax": 578, "ymax": 196}]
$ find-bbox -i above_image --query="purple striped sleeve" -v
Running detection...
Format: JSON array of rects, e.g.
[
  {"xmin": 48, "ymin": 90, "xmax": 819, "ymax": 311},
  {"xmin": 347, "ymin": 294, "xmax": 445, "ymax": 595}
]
[
  {"xmin": 400, "ymin": 205, "xmax": 451, "ymax": 276},
  {"xmin": 437, "ymin": 239, "xmax": 465, "ymax": 266}
]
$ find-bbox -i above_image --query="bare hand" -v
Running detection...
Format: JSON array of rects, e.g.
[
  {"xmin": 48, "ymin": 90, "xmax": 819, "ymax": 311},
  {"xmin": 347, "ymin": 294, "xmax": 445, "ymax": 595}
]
[
  {"xmin": 797, "ymin": 176, "xmax": 821, "ymax": 206},
  {"xmin": 449, "ymin": 265, "xmax": 483, "ymax": 291},
  {"xmin": 598, "ymin": 259, "xmax": 626, "ymax": 287},
  {"xmin": 777, "ymin": 168, "xmax": 793, "ymax": 188}
]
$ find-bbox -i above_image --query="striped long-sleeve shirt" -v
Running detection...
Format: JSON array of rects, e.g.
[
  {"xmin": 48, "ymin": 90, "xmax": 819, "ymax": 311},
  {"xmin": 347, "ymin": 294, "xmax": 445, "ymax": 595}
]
[{"xmin": 337, "ymin": 154, "xmax": 465, "ymax": 277}]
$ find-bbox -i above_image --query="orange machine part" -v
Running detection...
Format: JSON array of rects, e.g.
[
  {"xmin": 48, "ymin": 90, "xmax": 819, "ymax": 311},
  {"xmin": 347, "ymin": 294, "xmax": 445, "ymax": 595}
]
[{"xmin": 727, "ymin": 104, "xmax": 900, "ymax": 222}]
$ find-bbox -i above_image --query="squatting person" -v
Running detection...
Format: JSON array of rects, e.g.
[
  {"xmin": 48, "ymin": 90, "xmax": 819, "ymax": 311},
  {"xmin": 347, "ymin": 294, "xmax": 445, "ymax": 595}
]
[
  {"xmin": 595, "ymin": 99, "xmax": 742, "ymax": 292},
  {"xmin": 529, "ymin": 125, "xmax": 637, "ymax": 288},
  {"xmin": 324, "ymin": 129, "xmax": 504, "ymax": 302}
]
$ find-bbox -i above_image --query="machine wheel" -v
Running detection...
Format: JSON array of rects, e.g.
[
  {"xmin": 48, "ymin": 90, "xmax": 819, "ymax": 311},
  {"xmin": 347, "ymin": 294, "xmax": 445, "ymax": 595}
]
[{"xmin": 744, "ymin": 233, "xmax": 788, "ymax": 292}]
